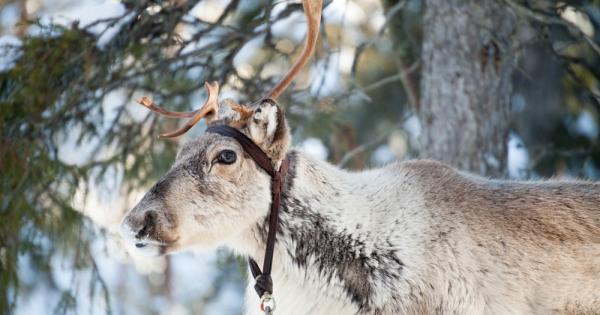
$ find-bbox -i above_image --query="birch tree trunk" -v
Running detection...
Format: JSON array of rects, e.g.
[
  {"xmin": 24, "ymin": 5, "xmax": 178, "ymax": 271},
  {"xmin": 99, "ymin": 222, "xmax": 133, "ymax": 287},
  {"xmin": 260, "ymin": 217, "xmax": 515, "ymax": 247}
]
[{"xmin": 419, "ymin": 0, "xmax": 517, "ymax": 177}]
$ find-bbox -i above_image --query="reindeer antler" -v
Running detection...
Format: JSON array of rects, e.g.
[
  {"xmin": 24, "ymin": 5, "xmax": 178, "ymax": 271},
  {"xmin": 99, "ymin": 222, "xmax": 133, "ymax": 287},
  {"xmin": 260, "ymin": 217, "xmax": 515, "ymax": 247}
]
[
  {"xmin": 136, "ymin": 0, "xmax": 323, "ymax": 138},
  {"xmin": 266, "ymin": 0, "xmax": 323, "ymax": 100},
  {"xmin": 137, "ymin": 81, "xmax": 220, "ymax": 138}
]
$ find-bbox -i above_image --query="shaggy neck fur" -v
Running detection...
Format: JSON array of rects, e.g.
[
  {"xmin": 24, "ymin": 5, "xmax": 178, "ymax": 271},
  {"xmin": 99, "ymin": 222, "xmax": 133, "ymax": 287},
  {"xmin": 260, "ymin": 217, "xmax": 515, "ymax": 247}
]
[{"xmin": 227, "ymin": 151, "xmax": 428, "ymax": 315}]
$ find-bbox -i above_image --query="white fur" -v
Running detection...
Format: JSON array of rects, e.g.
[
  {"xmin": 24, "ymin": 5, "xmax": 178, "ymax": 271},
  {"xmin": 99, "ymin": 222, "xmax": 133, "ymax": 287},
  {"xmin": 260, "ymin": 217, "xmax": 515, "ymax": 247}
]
[{"xmin": 226, "ymin": 155, "xmax": 443, "ymax": 315}]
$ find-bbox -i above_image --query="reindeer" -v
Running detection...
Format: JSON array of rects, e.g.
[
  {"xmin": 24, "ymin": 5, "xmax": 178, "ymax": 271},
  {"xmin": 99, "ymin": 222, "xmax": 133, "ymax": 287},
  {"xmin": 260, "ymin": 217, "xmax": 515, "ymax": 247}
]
[{"xmin": 120, "ymin": 1, "xmax": 600, "ymax": 314}]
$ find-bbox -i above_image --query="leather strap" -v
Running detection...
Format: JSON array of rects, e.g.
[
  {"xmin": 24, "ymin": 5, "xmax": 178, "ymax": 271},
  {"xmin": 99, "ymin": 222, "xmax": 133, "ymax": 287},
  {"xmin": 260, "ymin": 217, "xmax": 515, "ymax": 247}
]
[{"xmin": 206, "ymin": 124, "xmax": 289, "ymax": 300}]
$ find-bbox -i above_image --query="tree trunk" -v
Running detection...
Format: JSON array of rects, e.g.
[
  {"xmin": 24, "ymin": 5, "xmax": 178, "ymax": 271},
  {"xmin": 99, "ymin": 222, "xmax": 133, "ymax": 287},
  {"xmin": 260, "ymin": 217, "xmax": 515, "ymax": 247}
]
[{"xmin": 419, "ymin": 0, "xmax": 516, "ymax": 177}]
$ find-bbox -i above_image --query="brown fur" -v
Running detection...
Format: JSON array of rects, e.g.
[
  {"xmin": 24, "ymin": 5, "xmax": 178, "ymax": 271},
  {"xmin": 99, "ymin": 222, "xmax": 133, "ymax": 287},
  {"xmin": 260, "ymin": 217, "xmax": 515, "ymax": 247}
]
[{"xmin": 402, "ymin": 160, "xmax": 600, "ymax": 314}]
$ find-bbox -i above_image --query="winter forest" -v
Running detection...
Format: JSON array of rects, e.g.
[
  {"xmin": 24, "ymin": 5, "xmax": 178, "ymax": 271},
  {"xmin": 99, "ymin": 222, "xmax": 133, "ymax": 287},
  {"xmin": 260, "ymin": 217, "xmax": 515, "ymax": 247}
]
[{"xmin": 1, "ymin": 0, "xmax": 600, "ymax": 314}]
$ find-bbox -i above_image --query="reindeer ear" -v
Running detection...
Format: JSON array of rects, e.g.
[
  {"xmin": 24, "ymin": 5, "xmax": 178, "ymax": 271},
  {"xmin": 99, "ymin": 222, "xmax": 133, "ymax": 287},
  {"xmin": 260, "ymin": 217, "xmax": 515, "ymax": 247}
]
[
  {"xmin": 246, "ymin": 99, "xmax": 290, "ymax": 165},
  {"xmin": 215, "ymin": 98, "xmax": 290, "ymax": 165}
]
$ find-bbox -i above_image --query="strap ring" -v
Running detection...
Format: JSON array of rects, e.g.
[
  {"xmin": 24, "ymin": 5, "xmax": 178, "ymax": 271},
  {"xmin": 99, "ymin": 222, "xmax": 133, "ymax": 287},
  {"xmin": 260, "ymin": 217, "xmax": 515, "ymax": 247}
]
[{"xmin": 260, "ymin": 293, "xmax": 276, "ymax": 314}]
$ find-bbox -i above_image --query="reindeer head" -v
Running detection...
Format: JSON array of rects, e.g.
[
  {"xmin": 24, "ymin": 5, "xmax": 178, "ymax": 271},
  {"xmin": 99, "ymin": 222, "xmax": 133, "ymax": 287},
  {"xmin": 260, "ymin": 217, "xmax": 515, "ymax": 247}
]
[
  {"xmin": 120, "ymin": 0, "xmax": 322, "ymax": 256},
  {"xmin": 120, "ymin": 85, "xmax": 291, "ymax": 255}
]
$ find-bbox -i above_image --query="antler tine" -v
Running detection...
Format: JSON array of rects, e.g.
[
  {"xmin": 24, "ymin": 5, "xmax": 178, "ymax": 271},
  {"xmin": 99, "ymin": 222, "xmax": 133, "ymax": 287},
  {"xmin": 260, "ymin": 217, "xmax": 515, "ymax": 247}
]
[
  {"xmin": 224, "ymin": 99, "xmax": 253, "ymax": 121},
  {"xmin": 159, "ymin": 81, "xmax": 220, "ymax": 138},
  {"xmin": 137, "ymin": 97, "xmax": 197, "ymax": 118},
  {"xmin": 266, "ymin": 0, "xmax": 323, "ymax": 100}
]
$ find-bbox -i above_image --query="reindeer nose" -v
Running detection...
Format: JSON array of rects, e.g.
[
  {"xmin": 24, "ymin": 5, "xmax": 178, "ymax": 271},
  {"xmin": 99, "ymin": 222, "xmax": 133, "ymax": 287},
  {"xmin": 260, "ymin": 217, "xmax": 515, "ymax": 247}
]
[{"xmin": 135, "ymin": 211, "xmax": 157, "ymax": 240}]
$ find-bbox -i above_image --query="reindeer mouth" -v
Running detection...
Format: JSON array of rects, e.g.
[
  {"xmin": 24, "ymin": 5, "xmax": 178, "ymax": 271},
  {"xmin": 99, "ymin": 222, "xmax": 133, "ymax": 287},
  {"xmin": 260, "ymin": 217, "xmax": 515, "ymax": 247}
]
[
  {"xmin": 131, "ymin": 238, "xmax": 178, "ymax": 256},
  {"xmin": 120, "ymin": 212, "xmax": 179, "ymax": 256},
  {"xmin": 135, "ymin": 239, "xmax": 167, "ymax": 249},
  {"xmin": 135, "ymin": 242, "xmax": 167, "ymax": 256}
]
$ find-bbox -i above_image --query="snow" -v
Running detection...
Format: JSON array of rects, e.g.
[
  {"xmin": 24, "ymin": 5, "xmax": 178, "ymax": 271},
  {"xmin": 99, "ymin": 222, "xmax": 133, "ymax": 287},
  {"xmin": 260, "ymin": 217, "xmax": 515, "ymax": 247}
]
[
  {"xmin": 299, "ymin": 137, "xmax": 329, "ymax": 161},
  {"xmin": 507, "ymin": 133, "xmax": 530, "ymax": 179},
  {"xmin": 0, "ymin": 4, "xmax": 20, "ymax": 32},
  {"xmin": 368, "ymin": 6, "xmax": 386, "ymax": 32},
  {"xmin": 574, "ymin": 110, "xmax": 599, "ymax": 140},
  {"xmin": 39, "ymin": 0, "xmax": 126, "ymax": 33},
  {"xmin": 560, "ymin": 6, "xmax": 595, "ymax": 37},
  {"xmin": 388, "ymin": 130, "xmax": 408, "ymax": 158},
  {"xmin": 337, "ymin": 46, "xmax": 356, "ymax": 74},
  {"xmin": 203, "ymin": 282, "xmax": 245, "ymax": 315},
  {"xmin": 15, "ymin": 207, "xmax": 229, "ymax": 315},
  {"xmin": 96, "ymin": 11, "xmax": 135, "ymax": 48},
  {"xmin": 511, "ymin": 93, "xmax": 526, "ymax": 112},
  {"xmin": 189, "ymin": 0, "xmax": 229, "ymax": 24},
  {"xmin": 583, "ymin": 158, "xmax": 600, "ymax": 179},
  {"xmin": 0, "ymin": 34, "xmax": 22, "ymax": 72},
  {"xmin": 57, "ymin": 89, "xmax": 134, "ymax": 167},
  {"xmin": 270, "ymin": 10, "xmax": 307, "ymax": 43},
  {"xmin": 233, "ymin": 35, "xmax": 266, "ymax": 78},
  {"xmin": 403, "ymin": 115, "xmax": 421, "ymax": 140},
  {"xmin": 310, "ymin": 53, "xmax": 344, "ymax": 97},
  {"xmin": 371, "ymin": 144, "xmax": 395, "ymax": 166},
  {"xmin": 56, "ymin": 125, "xmax": 102, "ymax": 166},
  {"xmin": 323, "ymin": 0, "xmax": 368, "ymax": 26},
  {"xmin": 14, "ymin": 283, "xmax": 60, "ymax": 315}
]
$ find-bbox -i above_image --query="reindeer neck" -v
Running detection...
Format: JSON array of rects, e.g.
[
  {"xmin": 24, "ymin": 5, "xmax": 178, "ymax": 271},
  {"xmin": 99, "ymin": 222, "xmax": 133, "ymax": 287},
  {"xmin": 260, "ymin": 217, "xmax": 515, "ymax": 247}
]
[
  {"xmin": 227, "ymin": 150, "xmax": 417, "ymax": 311},
  {"xmin": 227, "ymin": 150, "xmax": 359, "ymax": 257}
]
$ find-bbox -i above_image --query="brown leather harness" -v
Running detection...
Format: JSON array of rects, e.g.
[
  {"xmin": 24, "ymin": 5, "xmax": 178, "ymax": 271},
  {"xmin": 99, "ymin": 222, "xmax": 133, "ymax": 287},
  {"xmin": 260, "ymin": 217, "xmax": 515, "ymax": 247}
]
[{"xmin": 206, "ymin": 124, "xmax": 289, "ymax": 314}]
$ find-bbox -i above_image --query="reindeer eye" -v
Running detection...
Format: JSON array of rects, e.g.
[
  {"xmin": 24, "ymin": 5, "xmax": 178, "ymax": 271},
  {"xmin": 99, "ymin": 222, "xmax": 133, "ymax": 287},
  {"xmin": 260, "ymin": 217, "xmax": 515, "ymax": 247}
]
[{"xmin": 217, "ymin": 150, "xmax": 237, "ymax": 165}]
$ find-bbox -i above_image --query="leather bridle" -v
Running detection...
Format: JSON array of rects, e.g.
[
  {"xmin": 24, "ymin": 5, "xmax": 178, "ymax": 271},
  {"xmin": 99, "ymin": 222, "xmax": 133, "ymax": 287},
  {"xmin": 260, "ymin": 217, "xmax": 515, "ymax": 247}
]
[{"xmin": 206, "ymin": 124, "xmax": 289, "ymax": 314}]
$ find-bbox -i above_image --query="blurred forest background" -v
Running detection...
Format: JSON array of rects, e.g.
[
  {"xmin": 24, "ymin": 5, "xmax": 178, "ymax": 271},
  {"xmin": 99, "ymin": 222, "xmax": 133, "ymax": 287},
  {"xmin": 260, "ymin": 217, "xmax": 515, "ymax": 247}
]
[{"xmin": 1, "ymin": 0, "xmax": 599, "ymax": 314}]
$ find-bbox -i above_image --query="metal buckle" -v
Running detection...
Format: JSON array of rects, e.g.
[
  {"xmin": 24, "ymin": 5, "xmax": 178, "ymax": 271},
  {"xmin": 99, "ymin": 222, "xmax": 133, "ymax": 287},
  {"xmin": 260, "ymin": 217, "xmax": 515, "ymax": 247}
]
[{"xmin": 260, "ymin": 293, "xmax": 276, "ymax": 314}]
